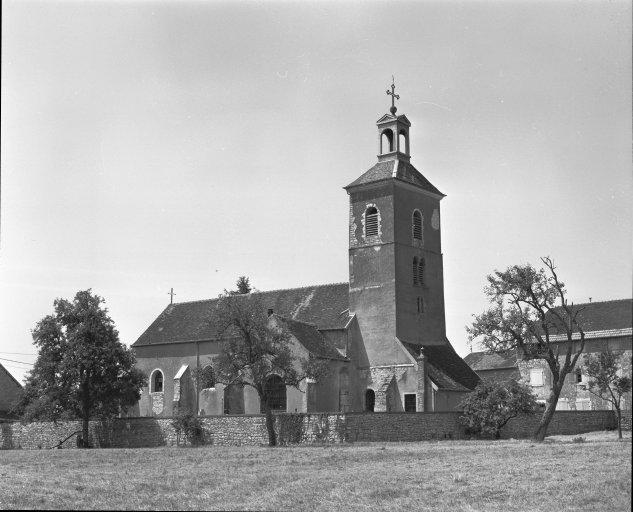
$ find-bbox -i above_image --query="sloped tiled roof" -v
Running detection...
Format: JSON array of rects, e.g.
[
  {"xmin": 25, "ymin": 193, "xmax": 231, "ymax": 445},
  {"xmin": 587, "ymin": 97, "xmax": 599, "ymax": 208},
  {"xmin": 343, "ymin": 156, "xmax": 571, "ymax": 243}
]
[
  {"xmin": 426, "ymin": 363, "xmax": 470, "ymax": 392},
  {"xmin": 0, "ymin": 363, "xmax": 22, "ymax": 390},
  {"xmin": 274, "ymin": 315, "xmax": 348, "ymax": 361},
  {"xmin": 403, "ymin": 342, "xmax": 480, "ymax": 391},
  {"xmin": 550, "ymin": 299, "xmax": 632, "ymax": 334},
  {"xmin": 463, "ymin": 350, "xmax": 519, "ymax": 371},
  {"xmin": 133, "ymin": 283, "xmax": 350, "ymax": 346},
  {"xmin": 345, "ymin": 160, "xmax": 444, "ymax": 196}
]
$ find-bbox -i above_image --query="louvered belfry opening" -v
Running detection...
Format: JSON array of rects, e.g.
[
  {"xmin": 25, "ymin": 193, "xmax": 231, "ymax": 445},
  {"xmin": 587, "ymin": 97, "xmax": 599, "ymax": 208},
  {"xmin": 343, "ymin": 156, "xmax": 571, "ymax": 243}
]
[
  {"xmin": 418, "ymin": 257, "xmax": 425, "ymax": 286},
  {"xmin": 413, "ymin": 210, "xmax": 422, "ymax": 240},
  {"xmin": 413, "ymin": 257, "xmax": 419, "ymax": 285},
  {"xmin": 365, "ymin": 207, "xmax": 379, "ymax": 237}
]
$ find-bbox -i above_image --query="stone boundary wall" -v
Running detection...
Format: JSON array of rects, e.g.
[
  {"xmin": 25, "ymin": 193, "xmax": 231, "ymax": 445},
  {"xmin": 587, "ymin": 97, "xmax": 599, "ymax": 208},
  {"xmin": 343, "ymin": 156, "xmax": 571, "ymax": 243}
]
[
  {"xmin": 620, "ymin": 409, "xmax": 632, "ymax": 431},
  {"xmin": 0, "ymin": 410, "xmax": 617, "ymax": 450}
]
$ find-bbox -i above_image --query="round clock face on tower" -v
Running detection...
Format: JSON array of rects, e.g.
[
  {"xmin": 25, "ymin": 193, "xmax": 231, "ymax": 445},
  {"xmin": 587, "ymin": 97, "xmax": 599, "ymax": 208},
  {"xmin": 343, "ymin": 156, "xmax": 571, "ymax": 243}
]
[{"xmin": 431, "ymin": 209, "xmax": 440, "ymax": 230}]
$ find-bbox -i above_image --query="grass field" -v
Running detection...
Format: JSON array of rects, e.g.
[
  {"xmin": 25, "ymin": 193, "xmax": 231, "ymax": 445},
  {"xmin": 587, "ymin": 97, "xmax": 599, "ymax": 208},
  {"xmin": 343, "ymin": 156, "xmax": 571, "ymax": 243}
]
[{"xmin": 0, "ymin": 432, "xmax": 630, "ymax": 511}]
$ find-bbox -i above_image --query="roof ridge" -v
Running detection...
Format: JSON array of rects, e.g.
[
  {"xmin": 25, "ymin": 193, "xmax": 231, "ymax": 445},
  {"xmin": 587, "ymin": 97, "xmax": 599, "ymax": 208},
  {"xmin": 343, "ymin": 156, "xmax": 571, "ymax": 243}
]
[
  {"xmin": 562, "ymin": 298, "xmax": 632, "ymax": 308},
  {"xmin": 170, "ymin": 282, "xmax": 350, "ymax": 306}
]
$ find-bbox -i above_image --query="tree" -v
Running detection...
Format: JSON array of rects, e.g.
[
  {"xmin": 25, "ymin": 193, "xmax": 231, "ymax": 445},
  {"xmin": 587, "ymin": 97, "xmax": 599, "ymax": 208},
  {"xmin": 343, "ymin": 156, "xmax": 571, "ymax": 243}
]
[
  {"xmin": 231, "ymin": 276, "xmax": 252, "ymax": 295},
  {"xmin": 15, "ymin": 290, "xmax": 146, "ymax": 447},
  {"xmin": 467, "ymin": 257, "xmax": 586, "ymax": 441},
  {"xmin": 459, "ymin": 379, "xmax": 537, "ymax": 439},
  {"xmin": 582, "ymin": 350, "xmax": 632, "ymax": 440},
  {"xmin": 212, "ymin": 291, "xmax": 328, "ymax": 446}
]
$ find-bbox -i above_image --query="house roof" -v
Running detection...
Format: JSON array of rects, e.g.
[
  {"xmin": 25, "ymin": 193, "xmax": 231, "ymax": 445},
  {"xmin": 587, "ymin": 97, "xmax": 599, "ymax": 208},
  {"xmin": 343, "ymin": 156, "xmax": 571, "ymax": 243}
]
[
  {"xmin": 133, "ymin": 282, "xmax": 350, "ymax": 347},
  {"xmin": 344, "ymin": 160, "xmax": 444, "ymax": 196},
  {"xmin": 0, "ymin": 363, "xmax": 23, "ymax": 390},
  {"xmin": 552, "ymin": 299, "xmax": 632, "ymax": 333},
  {"xmin": 274, "ymin": 315, "xmax": 348, "ymax": 361},
  {"xmin": 403, "ymin": 342, "xmax": 480, "ymax": 391},
  {"xmin": 463, "ymin": 350, "xmax": 519, "ymax": 371}
]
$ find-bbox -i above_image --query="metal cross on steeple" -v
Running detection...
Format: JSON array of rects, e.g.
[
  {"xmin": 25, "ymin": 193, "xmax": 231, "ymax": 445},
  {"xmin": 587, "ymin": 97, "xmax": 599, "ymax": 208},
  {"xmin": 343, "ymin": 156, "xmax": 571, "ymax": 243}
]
[
  {"xmin": 386, "ymin": 76, "xmax": 400, "ymax": 115},
  {"xmin": 168, "ymin": 287, "xmax": 176, "ymax": 305}
]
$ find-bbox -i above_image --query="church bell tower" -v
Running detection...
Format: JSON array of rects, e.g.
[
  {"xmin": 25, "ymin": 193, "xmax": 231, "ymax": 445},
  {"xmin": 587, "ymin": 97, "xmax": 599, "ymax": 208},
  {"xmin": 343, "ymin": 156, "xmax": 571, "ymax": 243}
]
[{"xmin": 344, "ymin": 81, "xmax": 449, "ymax": 367}]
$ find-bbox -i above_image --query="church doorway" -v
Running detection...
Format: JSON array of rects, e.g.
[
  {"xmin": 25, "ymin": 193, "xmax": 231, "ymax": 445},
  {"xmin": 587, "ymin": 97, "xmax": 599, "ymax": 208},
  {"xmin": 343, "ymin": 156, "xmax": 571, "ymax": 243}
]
[
  {"xmin": 365, "ymin": 389, "xmax": 375, "ymax": 412},
  {"xmin": 262, "ymin": 375, "xmax": 287, "ymax": 412},
  {"xmin": 223, "ymin": 384, "xmax": 244, "ymax": 415}
]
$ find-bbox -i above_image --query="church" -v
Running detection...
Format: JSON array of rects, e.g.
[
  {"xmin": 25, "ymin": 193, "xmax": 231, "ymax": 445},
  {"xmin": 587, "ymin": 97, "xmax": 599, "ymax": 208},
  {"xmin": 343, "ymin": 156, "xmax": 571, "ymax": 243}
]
[{"xmin": 130, "ymin": 89, "xmax": 480, "ymax": 417}]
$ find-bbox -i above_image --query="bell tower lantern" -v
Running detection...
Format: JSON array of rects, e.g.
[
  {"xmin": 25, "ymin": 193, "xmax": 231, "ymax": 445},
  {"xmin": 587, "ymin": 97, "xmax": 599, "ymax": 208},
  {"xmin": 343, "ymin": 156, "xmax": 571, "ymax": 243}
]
[{"xmin": 377, "ymin": 79, "xmax": 411, "ymax": 162}]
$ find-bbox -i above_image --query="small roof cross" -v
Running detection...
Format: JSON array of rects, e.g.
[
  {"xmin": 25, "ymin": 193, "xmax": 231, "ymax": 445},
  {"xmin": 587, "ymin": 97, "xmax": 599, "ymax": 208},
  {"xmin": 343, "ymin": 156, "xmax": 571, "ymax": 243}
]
[
  {"xmin": 386, "ymin": 76, "xmax": 400, "ymax": 115},
  {"xmin": 168, "ymin": 287, "xmax": 176, "ymax": 305}
]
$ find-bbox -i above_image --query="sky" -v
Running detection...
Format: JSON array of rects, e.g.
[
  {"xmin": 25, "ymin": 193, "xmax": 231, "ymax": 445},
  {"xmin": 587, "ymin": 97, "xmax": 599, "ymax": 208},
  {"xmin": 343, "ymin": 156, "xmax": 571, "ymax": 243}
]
[{"xmin": 1, "ymin": 0, "xmax": 631, "ymax": 384}]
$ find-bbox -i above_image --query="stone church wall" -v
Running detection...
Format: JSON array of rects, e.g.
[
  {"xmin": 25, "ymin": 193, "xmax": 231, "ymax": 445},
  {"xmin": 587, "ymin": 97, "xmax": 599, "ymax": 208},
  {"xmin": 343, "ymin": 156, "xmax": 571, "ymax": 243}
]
[{"xmin": 0, "ymin": 410, "xmax": 618, "ymax": 450}]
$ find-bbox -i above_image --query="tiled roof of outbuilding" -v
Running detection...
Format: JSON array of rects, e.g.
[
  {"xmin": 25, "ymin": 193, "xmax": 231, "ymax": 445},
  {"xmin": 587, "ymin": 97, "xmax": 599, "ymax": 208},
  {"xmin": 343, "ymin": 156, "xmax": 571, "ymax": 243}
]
[
  {"xmin": 274, "ymin": 315, "xmax": 348, "ymax": 361},
  {"xmin": 463, "ymin": 350, "xmax": 519, "ymax": 371},
  {"xmin": 551, "ymin": 299, "xmax": 632, "ymax": 333},
  {"xmin": 345, "ymin": 160, "xmax": 444, "ymax": 196},
  {"xmin": 403, "ymin": 342, "xmax": 480, "ymax": 391},
  {"xmin": 133, "ymin": 283, "xmax": 350, "ymax": 347}
]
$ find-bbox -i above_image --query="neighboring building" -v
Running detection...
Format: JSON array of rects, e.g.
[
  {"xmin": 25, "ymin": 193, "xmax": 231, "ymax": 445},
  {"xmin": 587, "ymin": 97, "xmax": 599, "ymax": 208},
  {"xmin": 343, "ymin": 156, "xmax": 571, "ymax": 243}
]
[
  {"xmin": 464, "ymin": 298, "xmax": 633, "ymax": 411},
  {"xmin": 0, "ymin": 363, "xmax": 23, "ymax": 419},
  {"xmin": 131, "ymin": 93, "xmax": 479, "ymax": 418}
]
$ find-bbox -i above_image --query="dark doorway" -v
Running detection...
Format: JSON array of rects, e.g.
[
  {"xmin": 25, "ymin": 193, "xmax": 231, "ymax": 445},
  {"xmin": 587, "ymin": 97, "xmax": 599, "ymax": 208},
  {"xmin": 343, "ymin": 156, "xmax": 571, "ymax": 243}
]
[{"xmin": 365, "ymin": 389, "xmax": 375, "ymax": 412}]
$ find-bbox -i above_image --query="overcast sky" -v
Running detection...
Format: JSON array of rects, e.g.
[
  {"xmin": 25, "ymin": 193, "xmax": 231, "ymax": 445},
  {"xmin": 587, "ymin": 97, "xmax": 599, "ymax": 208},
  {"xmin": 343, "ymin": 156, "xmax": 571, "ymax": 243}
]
[{"xmin": 1, "ymin": 0, "xmax": 631, "ymax": 384}]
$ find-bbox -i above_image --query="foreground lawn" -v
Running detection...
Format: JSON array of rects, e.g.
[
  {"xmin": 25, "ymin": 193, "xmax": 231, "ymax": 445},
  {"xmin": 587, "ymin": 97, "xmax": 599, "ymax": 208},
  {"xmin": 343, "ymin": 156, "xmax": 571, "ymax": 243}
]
[{"xmin": 0, "ymin": 434, "xmax": 630, "ymax": 511}]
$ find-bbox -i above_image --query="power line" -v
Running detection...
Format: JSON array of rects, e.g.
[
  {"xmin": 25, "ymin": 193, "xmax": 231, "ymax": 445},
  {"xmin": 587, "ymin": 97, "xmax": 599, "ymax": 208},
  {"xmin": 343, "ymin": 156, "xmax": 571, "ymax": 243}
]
[
  {"xmin": 0, "ymin": 351, "xmax": 36, "ymax": 356},
  {"xmin": 0, "ymin": 357, "xmax": 34, "ymax": 366}
]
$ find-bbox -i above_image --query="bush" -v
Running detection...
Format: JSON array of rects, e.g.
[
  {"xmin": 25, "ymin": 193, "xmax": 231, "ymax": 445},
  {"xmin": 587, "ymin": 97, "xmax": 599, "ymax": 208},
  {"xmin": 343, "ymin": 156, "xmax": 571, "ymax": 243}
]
[
  {"xmin": 459, "ymin": 379, "xmax": 537, "ymax": 439},
  {"xmin": 172, "ymin": 412, "xmax": 205, "ymax": 446}
]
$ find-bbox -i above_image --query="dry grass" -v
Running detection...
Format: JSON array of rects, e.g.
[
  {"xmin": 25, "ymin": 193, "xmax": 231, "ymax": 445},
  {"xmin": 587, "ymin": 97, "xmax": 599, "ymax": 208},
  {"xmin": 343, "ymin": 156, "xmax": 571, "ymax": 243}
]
[{"xmin": 0, "ymin": 433, "xmax": 630, "ymax": 511}]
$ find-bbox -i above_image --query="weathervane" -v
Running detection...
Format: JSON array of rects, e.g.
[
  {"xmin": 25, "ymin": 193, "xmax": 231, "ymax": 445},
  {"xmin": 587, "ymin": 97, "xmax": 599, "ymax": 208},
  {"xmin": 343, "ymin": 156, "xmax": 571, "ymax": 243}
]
[{"xmin": 386, "ymin": 76, "xmax": 400, "ymax": 115}]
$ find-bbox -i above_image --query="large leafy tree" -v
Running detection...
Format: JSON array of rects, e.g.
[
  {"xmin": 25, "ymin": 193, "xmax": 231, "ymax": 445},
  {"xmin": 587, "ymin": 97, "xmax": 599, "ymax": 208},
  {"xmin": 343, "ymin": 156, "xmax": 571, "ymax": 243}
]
[
  {"xmin": 582, "ymin": 350, "xmax": 632, "ymax": 440},
  {"xmin": 213, "ymin": 291, "xmax": 328, "ymax": 446},
  {"xmin": 459, "ymin": 379, "xmax": 537, "ymax": 439},
  {"xmin": 467, "ymin": 257, "xmax": 586, "ymax": 441},
  {"xmin": 16, "ymin": 290, "xmax": 145, "ymax": 447}
]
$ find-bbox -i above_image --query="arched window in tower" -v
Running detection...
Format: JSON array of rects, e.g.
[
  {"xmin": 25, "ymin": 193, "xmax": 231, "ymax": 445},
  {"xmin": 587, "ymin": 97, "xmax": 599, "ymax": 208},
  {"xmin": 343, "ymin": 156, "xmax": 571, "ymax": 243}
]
[
  {"xmin": 412, "ymin": 210, "xmax": 423, "ymax": 241},
  {"xmin": 364, "ymin": 207, "xmax": 379, "ymax": 237},
  {"xmin": 263, "ymin": 374, "xmax": 287, "ymax": 411},
  {"xmin": 413, "ymin": 257, "xmax": 419, "ymax": 286},
  {"xmin": 365, "ymin": 389, "xmax": 375, "ymax": 412},
  {"xmin": 381, "ymin": 129, "xmax": 394, "ymax": 154},
  {"xmin": 151, "ymin": 369, "xmax": 164, "ymax": 393},
  {"xmin": 419, "ymin": 257, "xmax": 426, "ymax": 286},
  {"xmin": 399, "ymin": 130, "xmax": 408, "ymax": 154}
]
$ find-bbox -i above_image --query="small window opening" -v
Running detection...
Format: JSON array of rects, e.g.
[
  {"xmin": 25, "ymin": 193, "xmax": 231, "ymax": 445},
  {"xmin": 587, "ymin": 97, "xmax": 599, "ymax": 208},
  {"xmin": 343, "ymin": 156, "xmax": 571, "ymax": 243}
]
[
  {"xmin": 404, "ymin": 394, "xmax": 416, "ymax": 412},
  {"xmin": 530, "ymin": 369, "xmax": 544, "ymax": 387},
  {"xmin": 417, "ymin": 297, "xmax": 424, "ymax": 314},
  {"xmin": 365, "ymin": 389, "xmax": 375, "ymax": 412},
  {"xmin": 575, "ymin": 368, "xmax": 583, "ymax": 383},
  {"xmin": 267, "ymin": 308, "xmax": 274, "ymax": 316},
  {"xmin": 365, "ymin": 207, "xmax": 379, "ymax": 237},
  {"xmin": 413, "ymin": 210, "xmax": 422, "ymax": 240},
  {"xmin": 152, "ymin": 370, "xmax": 164, "ymax": 393}
]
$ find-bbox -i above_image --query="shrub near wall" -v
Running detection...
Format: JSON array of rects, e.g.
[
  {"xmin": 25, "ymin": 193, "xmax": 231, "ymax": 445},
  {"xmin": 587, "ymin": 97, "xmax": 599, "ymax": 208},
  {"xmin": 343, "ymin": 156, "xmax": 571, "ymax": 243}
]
[{"xmin": 0, "ymin": 410, "xmax": 620, "ymax": 450}]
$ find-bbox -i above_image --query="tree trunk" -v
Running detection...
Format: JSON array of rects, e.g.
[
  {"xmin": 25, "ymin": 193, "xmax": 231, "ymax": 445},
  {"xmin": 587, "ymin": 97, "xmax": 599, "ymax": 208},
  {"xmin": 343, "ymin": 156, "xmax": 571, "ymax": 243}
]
[
  {"xmin": 262, "ymin": 399, "xmax": 277, "ymax": 447},
  {"xmin": 81, "ymin": 376, "xmax": 90, "ymax": 448},
  {"xmin": 615, "ymin": 406, "xmax": 622, "ymax": 440},
  {"xmin": 533, "ymin": 385, "xmax": 562, "ymax": 442}
]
